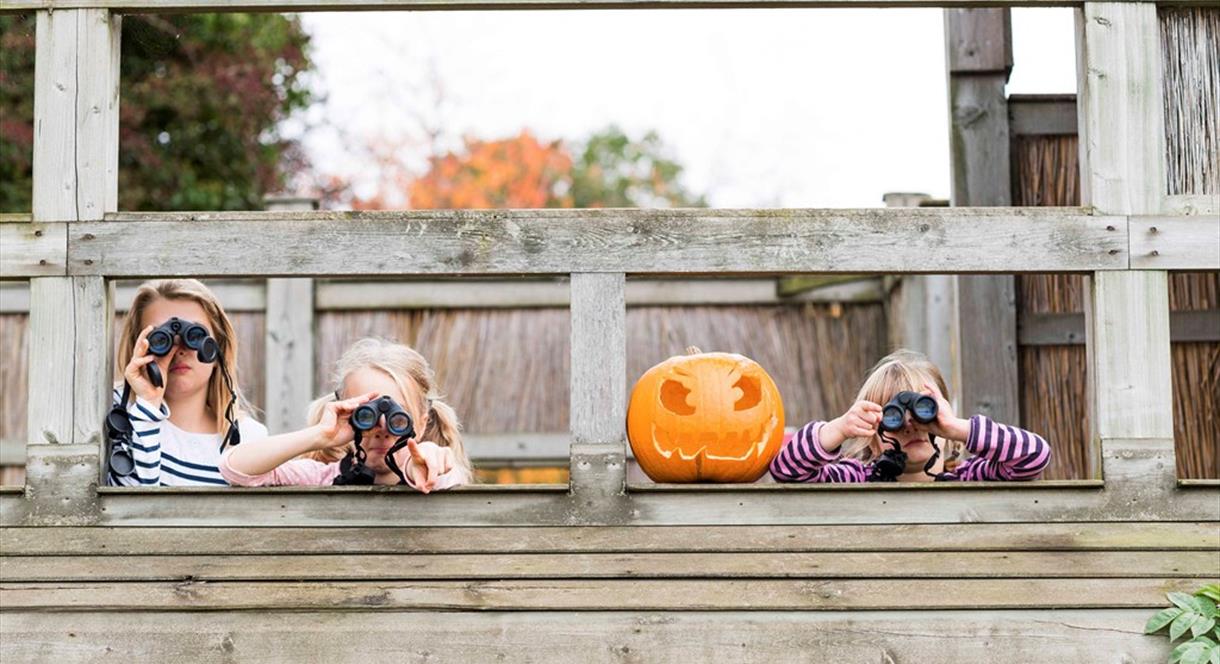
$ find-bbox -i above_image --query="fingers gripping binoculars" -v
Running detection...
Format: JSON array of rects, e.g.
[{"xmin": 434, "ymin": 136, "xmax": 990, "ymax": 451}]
[
  {"xmin": 145, "ymin": 317, "xmax": 220, "ymax": 388},
  {"xmin": 332, "ymin": 396, "xmax": 417, "ymax": 486},
  {"xmin": 878, "ymin": 391, "xmax": 938, "ymax": 433}
]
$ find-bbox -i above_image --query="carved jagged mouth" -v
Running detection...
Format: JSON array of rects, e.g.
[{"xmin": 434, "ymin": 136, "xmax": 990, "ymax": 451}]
[{"xmin": 650, "ymin": 416, "xmax": 779, "ymax": 462}]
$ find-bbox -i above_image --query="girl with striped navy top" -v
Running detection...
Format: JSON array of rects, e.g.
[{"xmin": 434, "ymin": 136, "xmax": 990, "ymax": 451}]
[
  {"xmin": 770, "ymin": 349, "xmax": 1051, "ymax": 483},
  {"xmin": 108, "ymin": 280, "xmax": 266, "ymax": 487}
]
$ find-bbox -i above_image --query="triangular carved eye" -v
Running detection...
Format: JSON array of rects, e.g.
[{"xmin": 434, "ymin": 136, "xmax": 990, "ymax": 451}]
[
  {"xmin": 734, "ymin": 375, "xmax": 762, "ymax": 411},
  {"xmin": 660, "ymin": 380, "xmax": 695, "ymax": 415}
]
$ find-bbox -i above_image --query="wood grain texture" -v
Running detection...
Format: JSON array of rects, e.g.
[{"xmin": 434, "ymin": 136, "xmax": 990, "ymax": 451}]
[
  {"xmin": 24, "ymin": 278, "xmax": 72, "ymax": 446},
  {"xmin": 0, "ymin": 577, "xmax": 1202, "ymax": 611},
  {"xmin": 31, "ymin": 9, "xmax": 119, "ymax": 222},
  {"xmin": 1078, "ymin": 2, "xmax": 1166, "ymax": 215},
  {"xmin": 68, "ymin": 209, "xmax": 1130, "ymax": 276},
  {"xmin": 0, "ymin": 472, "xmax": 1211, "ymax": 526},
  {"xmin": 1088, "ymin": 271, "xmax": 1174, "ymax": 440},
  {"xmin": 1008, "ymin": 94, "xmax": 1078, "ymax": 136},
  {"xmin": 0, "ymin": 610, "xmax": 1178, "ymax": 664},
  {"xmin": 1129, "ymin": 215, "xmax": 1220, "ymax": 269},
  {"xmin": 4, "ymin": 551, "xmax": 1214, "ymax": 582},
  {"xmin": 263, "ymin": 278, "xmax": 314, "ymax": 433},
  {"xmin": 31, "ymin": 10, "xmax": 76, "ymax": 222},
  {"xmin": 0, "ymin": 223, "xmax": 66, "ymax": 278},
  {"xmin": 4, "ymin": 523, "xmax": 1215, "ymax": 555}
]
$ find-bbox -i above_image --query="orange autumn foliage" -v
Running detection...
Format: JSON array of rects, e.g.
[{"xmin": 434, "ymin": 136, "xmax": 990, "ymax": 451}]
[{"xmin": 407, "ymin": 131, "xmax": 574, "ymax": 209}]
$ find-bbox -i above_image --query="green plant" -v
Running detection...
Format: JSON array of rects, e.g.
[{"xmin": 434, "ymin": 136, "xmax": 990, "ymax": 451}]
[{"xmin": 1145, "ymin": 584, "xmax": 1220, "ymax": 664}]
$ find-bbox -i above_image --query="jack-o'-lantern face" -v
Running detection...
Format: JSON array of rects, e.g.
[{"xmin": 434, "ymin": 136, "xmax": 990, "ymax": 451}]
[{"xmin": 627, "ymin": 348, "xmax": 784, "ymax": 483}]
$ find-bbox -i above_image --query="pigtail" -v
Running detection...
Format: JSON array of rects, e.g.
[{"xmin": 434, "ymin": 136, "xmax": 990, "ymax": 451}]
[{"xmin": 422, "ymin": 398, "xmax": 475, "ymax": 483}]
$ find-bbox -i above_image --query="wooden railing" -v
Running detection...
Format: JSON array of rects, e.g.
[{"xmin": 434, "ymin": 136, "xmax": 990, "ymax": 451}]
[{"xmin": 0, "ymin": 0, "xmax": 1216, "ymax": 531}]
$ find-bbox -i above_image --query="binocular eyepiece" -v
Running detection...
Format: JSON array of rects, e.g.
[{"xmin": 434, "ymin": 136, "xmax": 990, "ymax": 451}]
[
  {"xmin": 350, "ymin": 396, "xmax": 415, "ymax": 438},
  {"xmin": 879, "ymin": 390, "xmax": 938, "ymax": 433},
  {"xmin": 144, "ymin": 317, "xmax": 220, "ymax": 388}
]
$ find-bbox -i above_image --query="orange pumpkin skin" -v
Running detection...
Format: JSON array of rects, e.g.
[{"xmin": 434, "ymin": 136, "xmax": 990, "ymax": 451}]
[{"xmin": 627, "ymin": 350, "xmax": 785, "ymax": 483}]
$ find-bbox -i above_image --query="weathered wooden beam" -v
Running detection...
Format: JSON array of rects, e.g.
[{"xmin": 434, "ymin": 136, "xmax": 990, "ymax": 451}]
[
  {"xmin": 1129, "ymin": 215, "xmax": 1220, "ymax": 269},
  {"xmin": 569, "ymin": 273, "xmax": 627, "ymax": 511},
  {"xmin": 1008, "ymin": 94, "xmax": 1078, "ymax": 135},
  {"xmin": 946, "ymin": 7, "xmax": 1020, "ymax": 426},
  {"xmin": 22, "ymin": 278, "xmax": 110, "ymax": 524},
  {"xmin": 1077, "ymin": 2, "xmax": 1166, "ymax": 216},
  {"xmin": 264, "ymin": 278, "xmax": 314, "ymax": 433},
  {"xmin": 0, "ymin": 223, "xmax": 66, "ymax": 279},
  {"xmin": 1078, "ymin": 3, "xmax": 1177, "ymax": 484},
  {"xmin": 31, "ymin": 9, "xmax": 120, "ymax": 222},
  {"xmin": 0, "ymin": 610, "xmax": 1182, "ymax": 663},
  {"xmin": 4, "ymin": 551, "xmax": 1214, "ymax": 582},
  {"xmin": 2, "ymin": 475, "xmax": 1213, "ymax": 526},
  {"xmin": 0, "ymin": 0, "xmax": 1198, "ymax": 14},
  {"xmin": 65, "ymin": 209, "xmax": 1129, "ymax": 276},
  {"xmin": 4, "ymin": 522, "xmax": 1214, "ymax": 555},
  {"xmin": 0, "ymin": 577, "xmax": 1202, "ymax": 611},
  {"xmin": 1019, "ymin": 309, "xmax": 1220, "ymax": 345}
]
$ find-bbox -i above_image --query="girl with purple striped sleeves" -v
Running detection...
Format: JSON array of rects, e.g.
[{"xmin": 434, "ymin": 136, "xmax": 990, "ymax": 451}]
[{"xmin": 769, "ymin": 350, "xmax": 1051, "ymax": 483}]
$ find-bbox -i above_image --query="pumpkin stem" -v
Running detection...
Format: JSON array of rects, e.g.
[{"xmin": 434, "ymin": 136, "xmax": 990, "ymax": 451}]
[{"xmin": 684, "ymin": 346, "xmax": 702, "ymax": 356}]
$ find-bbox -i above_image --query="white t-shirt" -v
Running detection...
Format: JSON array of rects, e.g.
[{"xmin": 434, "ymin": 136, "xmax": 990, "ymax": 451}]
[{"xmin": 107, "ymin": 388, "xmax": 268, "ymax": 487}]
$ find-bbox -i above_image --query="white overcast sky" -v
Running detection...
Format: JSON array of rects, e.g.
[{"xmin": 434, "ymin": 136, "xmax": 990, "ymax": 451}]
[{"xmin": 290, "ymin": 8, "xmax": 1077, "ymax": 208}]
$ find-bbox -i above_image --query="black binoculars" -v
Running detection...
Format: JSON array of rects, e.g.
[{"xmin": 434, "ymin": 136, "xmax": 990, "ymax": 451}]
[
  {"xmin": 878, "ymin": 391, "xmax": 938, "ymax": 433},
  {"xmin": 332, "ymin": 396, "xmax": 417, "ymax": 486},
  {"xmin": 144, "ymin": 317, "xmax": 219, "ymax": 388},
  {"xmin": 350, "ymin": 396, "xmax": 415, "ymax": 438}
]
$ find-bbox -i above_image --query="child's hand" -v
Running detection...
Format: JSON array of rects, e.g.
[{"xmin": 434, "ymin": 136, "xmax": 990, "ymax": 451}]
[
  {"xmin": 920, "ymin": 382, "xmax": 970, "ymax": 441},
  {"xmin": 123, "ymin": 325, "xmax": 170, "ymax": 407},
  {"xmin": 822, "ymin": 400, "xmax": 883, "ymax": 450},
  {"xmin": 312, "ymin": 391, "xmax": 379, "ymax": 449},
  {"xmin": 402, "ymin": 439, "xmax": 455, "ymax": 494}
]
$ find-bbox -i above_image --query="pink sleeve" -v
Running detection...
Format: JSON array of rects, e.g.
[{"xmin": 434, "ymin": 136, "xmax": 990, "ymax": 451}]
[{"xmin": 219, "ymin": 449, "xmax": 342, "ymax": 487}]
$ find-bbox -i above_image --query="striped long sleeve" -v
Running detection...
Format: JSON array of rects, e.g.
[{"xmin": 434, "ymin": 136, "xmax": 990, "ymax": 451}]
[
  {"xmin": 108, "ymin": 387, "xmax": 170, "ymax": 487},
  {"xmin": 951, "ymin": 415, "xmax": 1051, "ymax": 481},
  {"xmin": 769, "ymin": 415, "xmax": 1051, "ymax": 483},
  {"xmin": 769, "ymin": 421, "xmax": 870, "ymax": 483}
]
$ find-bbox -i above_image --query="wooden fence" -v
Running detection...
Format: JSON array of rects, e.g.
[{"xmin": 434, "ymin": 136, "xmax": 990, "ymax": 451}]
[{"xmin": 0, "ymin": 2, "xmax": 1217, "ymax": 662}]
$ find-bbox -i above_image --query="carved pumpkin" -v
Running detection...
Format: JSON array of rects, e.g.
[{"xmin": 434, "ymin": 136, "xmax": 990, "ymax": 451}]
[{"xmin": 627, "ymin": 347, "xmax": 785, "ymax": 483}]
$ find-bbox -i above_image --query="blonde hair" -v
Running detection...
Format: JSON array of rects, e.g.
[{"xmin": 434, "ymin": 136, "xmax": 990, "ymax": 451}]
[
  {"xmin": 306, "ymin": 338, "xmax": 474, "ymax": 483},
  {"xmin": 842, "ymin": 349, "xmax": 962, "ymax": 465},
  {"xmin": 115, "ymin": 279, "xmax": 250, "ymax": 439}
]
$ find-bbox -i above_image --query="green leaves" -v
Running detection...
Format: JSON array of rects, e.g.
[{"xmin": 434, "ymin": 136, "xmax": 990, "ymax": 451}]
[{"xmin": 1150, "ymin": 585, "xmax": 1220, "ymax": 664}]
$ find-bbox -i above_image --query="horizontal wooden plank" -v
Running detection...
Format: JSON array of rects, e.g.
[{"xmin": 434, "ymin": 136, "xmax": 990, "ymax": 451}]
[
  {"xmin": 69, "ymin": 209, "xmax": 1128, "ymax": 276},
  {"xmin": 0, "ymin": 278, "xmax": 266, "ymax": 313},
  {"xmin": 0, "ymin": 609, "xmax": 1175, "ymax": 663},
  {"xmin": 1019, "ymin": 309, "xmax": 1220, "ymax": 345},
  {"xmin": 3, "ymin": 551, "xmax": 1213, "ymax": 582},
  {"xmin": 1163, "ymin": 194, "xmax": 1219, "ymax": 216},
  {"xmin": 317, "ymin": 277, "xmax": 884, "ymax": 309},
  {"xmin": 1130, "ymin": 215, "xmax": 1220, "ymax": 269},
  {"xmin": 1008, "ymin": 94, "xmax": 1077, "ymax": 136},
  {"xmin": 1, "ymin": 482, "xmax": 1213, "ymax": 527},
  {"xmin": 0, "ymin": 222, "xmax": 66, "ymax": 278},
  {"xmin": 0, "ymin": 577, "xmax": 1200, "ymax": 611},
  {"xmin": 5, "ymin": 523, "xmax": 1215, "ymax": 556},
  {"xmin": 0, "ymin": 0, "xmax": 1182, "ymax": 14}
]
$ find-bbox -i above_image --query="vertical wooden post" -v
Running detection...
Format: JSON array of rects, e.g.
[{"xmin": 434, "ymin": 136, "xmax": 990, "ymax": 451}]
[
  {"xmin": 1077, "ymin": 3, "xmax": 1174, "ymax": 485},
  {"xmin": 26, "ymin": 10, "xmax": 120, "ymax": 523},
  {"xmin": 264, "ymin": 197, "xmax": 318, "ymax": 434},
  {"xmin": 569, "ymin": 273, "xmax": 626, "ymax": 508},
  {"xmin": 945, "ymin": 8, "xmax": 1020, "ymax": 425}
]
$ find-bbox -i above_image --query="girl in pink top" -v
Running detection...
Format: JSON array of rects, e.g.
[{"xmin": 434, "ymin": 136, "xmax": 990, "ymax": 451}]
[
  {"xmin": 220, "ymin": 338, "xmax": 473, "ymax": 491},
  {"xmin": 770, "ymin": 349, "xmax": 1051, "ymax": 483}
]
